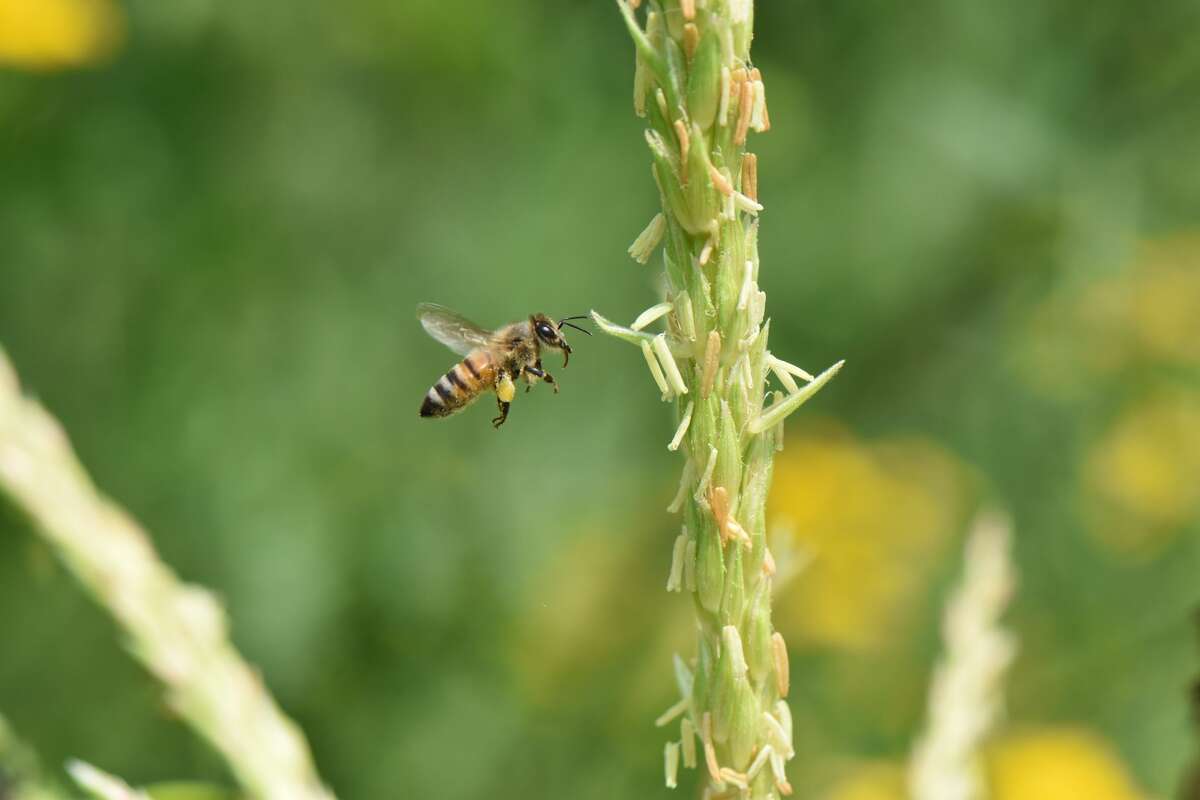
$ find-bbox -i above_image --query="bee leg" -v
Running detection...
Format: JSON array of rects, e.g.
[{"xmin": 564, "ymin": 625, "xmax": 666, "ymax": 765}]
[
  {"xmin": 492, "ymin": 372, "xmax": 517, "ymax": 427},
  {"xmin": 526, "ymin": 362, "xmax": 559, "ymax": 394},
  {"xmin": 492, "ymin": 397, "xmax": 511, "ymax": 428}
]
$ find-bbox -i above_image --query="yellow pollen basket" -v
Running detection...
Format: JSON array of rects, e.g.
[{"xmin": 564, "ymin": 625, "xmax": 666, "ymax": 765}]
[{"xmin": 497, "ymin": 374, "xmax": 516, "ymax": 402}]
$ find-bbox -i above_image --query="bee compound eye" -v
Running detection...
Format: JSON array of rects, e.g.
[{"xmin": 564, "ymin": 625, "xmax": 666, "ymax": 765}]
[{"xmin": 537, "ymin": 323, "xmax": 554, "ymax": 340}]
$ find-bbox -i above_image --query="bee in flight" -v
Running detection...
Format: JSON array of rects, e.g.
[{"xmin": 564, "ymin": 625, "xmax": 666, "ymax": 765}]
[{"xmin": 417, "ymin": 303, "xmax": 590, "ymax": 428}]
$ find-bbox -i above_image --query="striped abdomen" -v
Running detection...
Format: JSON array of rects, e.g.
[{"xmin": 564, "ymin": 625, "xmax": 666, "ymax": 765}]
[{"xmin": 419, "ymin": 350, "xmax": 496, "ymax": 418}]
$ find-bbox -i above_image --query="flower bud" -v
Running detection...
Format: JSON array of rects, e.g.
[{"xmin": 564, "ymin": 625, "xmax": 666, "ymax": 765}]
[
  {"xmin": 716, "ymin": 400, "xmax": 743, "ymax": 508},
  {"xmin": 714, "ymin": 215, "xmax": 746, "ymax": 335},
  {"xmin": 739, "ymin": 433, "xmax": 775, "ymax": 550},
  {"xmin": 711, "ymin": 634, "xmax": 737, "ymax": 743},
  {"xmin": 688, "ymin": 394, "xmax": 720, "ymax": 461},
  {"xmin": 684, "ymin": 127, "xmax": 720, "ymax": 232},
  {"xmin": 745, "ymin": 587, "xmax": 773, "ymax": 684},
  {"xmin": 687, "ymin": 29, "xmax": 723, "ymax": 129},
  {"xmin": 690, "ymin": 499, "xmax": 725, "ymax": 613},
  {"xmin": 727, "ymin": 678, "xmax": 760, "ymax": 769},
  {"xmin": 719, "ymin": 543, "xmax": 746, "ymax": 626},
  {"xmin": 663, "ymin": 35, "xmax": 687, "ymax": 113}
]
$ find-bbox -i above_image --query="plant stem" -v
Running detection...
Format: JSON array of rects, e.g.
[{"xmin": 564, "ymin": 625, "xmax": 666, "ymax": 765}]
[
  {"xmin": 0, "ymin": 713, "xmax": 68, "ymax": 800},
  {"xmin": 908, "ymin": 512, "xmax": 1018, "ymax": 800},
  {"xmin": 601, "ymin": 2, "xmax": 842, "ymax": 796},
  {"xmin": 0, "ymin": 348, "xmax": 334, "ymax": 800}
]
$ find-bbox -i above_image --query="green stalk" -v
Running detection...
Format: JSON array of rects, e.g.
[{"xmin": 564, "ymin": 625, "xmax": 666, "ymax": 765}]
[
  {"xmin": 0, "ymin": 349, "xmax": 334, "ymax": 800},
  {"xmin": 0, "ymin": 714, "xmax": 67, "ymax": 800},
  {"xmin": 599, "ymin": 2, "xmax": 842, "ymax": 796}
]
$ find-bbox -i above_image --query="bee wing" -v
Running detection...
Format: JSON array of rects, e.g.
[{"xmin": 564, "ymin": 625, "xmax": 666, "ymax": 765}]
[{"xmin": 417, "ymin": 303, "xmax": 494, "ymax": 356}]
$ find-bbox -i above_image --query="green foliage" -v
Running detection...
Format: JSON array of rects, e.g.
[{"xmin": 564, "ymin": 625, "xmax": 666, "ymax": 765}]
[
  {"xmin": 146, "ymin": 782, "xmax": 240, "ymax": 800},
  {"xmin": 0, "ymin": 1, "xmax": 1198, "ymax": 798}
]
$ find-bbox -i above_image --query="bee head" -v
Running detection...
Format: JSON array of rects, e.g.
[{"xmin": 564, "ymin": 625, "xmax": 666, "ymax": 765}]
[{"xmin": 531, "ymin": 313, "xmax": 590, "ymax": 367}]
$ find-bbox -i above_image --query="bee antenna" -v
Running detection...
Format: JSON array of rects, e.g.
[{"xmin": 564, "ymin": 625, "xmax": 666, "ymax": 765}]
[
  {"xmin": 557, "ymin": 316, "xmax": 592, "ymax": 334},
  {"xmin": 560, "ymin": 321, "xmax": 592, "ymax": 336}
]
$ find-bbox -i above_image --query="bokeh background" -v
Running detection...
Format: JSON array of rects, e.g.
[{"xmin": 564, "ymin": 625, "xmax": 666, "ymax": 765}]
[{"xmin": 2, "ymin": 1, "xmax": 1199, "ymax": 798}]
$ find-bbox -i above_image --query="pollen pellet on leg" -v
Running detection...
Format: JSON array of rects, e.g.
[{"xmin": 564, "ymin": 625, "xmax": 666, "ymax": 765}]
[{"xmin": 496, "ymin": 373, "xmax": 516, "ymax": 402}]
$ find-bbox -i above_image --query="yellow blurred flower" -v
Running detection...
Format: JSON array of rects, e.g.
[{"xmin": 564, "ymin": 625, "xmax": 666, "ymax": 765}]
[
  {"xmin": 0, "ymin": 0, "xmax": 122, "ymax": 70},
  {"xmin": 985, "ymin": 727, "xmax": 1145, "ymax": 800},
  {"xmin": 821, "ymin": 728, "xmax": 1145, "ymax": 800},
  {"xmin": 1017, "ymin": 232, "xmax": 1200, "ymax": 398},
  {"xmin": 1127, "ymin": 235, "xmax": 1200, "ymax": 366},
  {"xmin": 1083, "ymin": 388, "xmax": 1200, "ymax": 554},
  {"xmin": 768, "ymin": 422, "xmax": 975, "ymax": 651},
  {"xmin": 822, "ymin": 762, "xmax": 906, "ymax": 800}
]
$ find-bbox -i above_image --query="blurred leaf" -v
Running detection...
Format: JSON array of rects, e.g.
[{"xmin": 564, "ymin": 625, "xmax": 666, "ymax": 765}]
[{"xmin": 145, "ymin": 782, "xmax": 239, "ymax": 800}]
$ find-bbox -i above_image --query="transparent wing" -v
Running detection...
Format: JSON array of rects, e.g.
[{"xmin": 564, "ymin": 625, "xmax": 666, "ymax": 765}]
[{"xmin": 417, "ymin": 303, "xmax": 493, "ymax": 356}]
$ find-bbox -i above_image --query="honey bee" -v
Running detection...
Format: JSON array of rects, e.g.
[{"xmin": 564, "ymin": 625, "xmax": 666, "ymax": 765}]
[{"xmin": 417, "ymin": 303, "xmax": 590, "ymax": 428}]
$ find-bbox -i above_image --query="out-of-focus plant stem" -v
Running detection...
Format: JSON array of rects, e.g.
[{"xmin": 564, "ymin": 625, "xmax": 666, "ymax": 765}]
[
  {"xmin": 0, "ymin": 347, "xmax": 334, "ymax": 800},
  {"xmin": 908, "ymin": 511, "xmax": 1018, "ymax": 800},
  {"xmin": 599, "ymin": 1, "xmax": 841, "ymax": 796},
  {"xmin": 0, "ymin": 713, "xmax": 67, "ymax": 800}
]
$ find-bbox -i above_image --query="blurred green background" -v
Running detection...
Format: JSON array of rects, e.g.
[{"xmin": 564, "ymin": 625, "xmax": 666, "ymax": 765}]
[{"xmin": 1, "ymin": 1, "xmax": 1199, "ymax": 798}]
